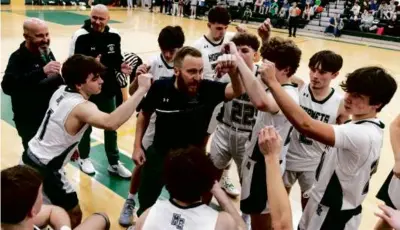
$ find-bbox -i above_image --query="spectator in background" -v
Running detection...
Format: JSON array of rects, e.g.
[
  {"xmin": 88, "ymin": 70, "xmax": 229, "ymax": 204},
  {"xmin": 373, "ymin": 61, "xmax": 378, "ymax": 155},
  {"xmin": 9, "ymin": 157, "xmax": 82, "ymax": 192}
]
[
  {"xmin": 190, "ymin": 0, "xmax": 197, "ymax": 18},
  {"xmin": 1, "ymin": 18, "xmax": 64, "ymax": 152},
  {"xmin": 359, "ymin": 9, "xmax": 375, "ymax": 31},
  {"xmin": 242, "ymin": 5, "xmax": 253, "ymax": 23},
  {"xmin": 303, "ymin": 0, "xmax": 314, "ymax": 20},
  {"xmin": 261, "ymin": 0, "xmax": 271, "ymax": 15},
  {"xmin": 269, "ymin": 0, "xmax": 279, "ymax": 16},
  {"xmin": 378, "ymin": 1, "xmax": 391, "ymax": 19},
  {"xmin": 351, "ymin": 1, "xmax": 361, "ymax": 17},
  {"xmin": 325, "ymin": 13, "xmax": 342, "ymax": 37},
  {"xmin": 288, "ymin": 1, "xmax": 300, "ymax": 37},
  {"xmin": 369, "ymin": 0, "xmax": 379, "ymax": 14}
]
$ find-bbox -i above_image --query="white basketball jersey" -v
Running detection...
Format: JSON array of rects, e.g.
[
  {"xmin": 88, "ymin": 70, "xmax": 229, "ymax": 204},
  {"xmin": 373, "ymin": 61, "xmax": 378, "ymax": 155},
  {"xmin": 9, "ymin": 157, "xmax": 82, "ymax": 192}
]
[
  {"xmin": 220, "ymin": 64, "xmax": 260, "ymax": 131},
  {"xmin": 28, "ymin": 86, "xmax": 88, "ymax": 168},
  {"xmin": 286, "ymin": 84, "xmax": 343, "ymax": 171},
  {"xmin": 310, "ymin": 119, "xmax": 384, "ymax": 211},
  {"xmin": 193, "ymin": 32, "xmax": 235, "ymax": 80},
  {"xmin": 147, "ymin": 53, "xmax": 175, "ymax": 80},
  {"xmin": 246, "ymin": 84, "xmax": 299, "ymax": 171},
  {"xmin": 142, "ymin": 54, "xmax": 175, "ymax": 149},
  {"xmin": 142, "ymin": 199, "xmax": 219, "ymax": 230}
]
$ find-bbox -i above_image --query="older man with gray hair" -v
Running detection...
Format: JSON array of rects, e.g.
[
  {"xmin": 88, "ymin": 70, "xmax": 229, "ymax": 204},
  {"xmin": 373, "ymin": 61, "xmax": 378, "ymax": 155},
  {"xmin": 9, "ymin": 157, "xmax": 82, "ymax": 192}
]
[
  {"xmin": 1, "ymin": 17, "xmax": 64, "ymax": 152},
  {"xmin": 69, "ymin": 4, "xmax": 133, "ymax": 179}
]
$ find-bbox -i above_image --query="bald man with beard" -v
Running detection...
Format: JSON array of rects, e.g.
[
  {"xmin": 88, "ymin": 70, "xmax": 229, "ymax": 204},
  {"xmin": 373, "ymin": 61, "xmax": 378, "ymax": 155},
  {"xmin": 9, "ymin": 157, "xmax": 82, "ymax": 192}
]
[
  {"xmin": 69, "ymin": 4, "xmax": 133, "ymax": 179},
  {"xmin": 1, "ymin": 17, "xmax": 64, "ymax": 152}
]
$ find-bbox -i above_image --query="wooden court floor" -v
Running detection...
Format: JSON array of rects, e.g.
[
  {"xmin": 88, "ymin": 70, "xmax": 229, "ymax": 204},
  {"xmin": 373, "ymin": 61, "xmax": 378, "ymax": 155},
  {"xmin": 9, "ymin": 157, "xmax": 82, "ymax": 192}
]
[{"xmin": 1, "ymin": 5, "xmax": 400, "ymax": 229}]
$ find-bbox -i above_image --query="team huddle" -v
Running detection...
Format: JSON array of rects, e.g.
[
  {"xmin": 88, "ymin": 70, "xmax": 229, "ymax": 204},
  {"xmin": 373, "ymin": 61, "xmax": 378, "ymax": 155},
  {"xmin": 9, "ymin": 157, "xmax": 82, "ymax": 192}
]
[{"xmin": 1, "ymin": 3, "xmax": 400, "ymax": 230}]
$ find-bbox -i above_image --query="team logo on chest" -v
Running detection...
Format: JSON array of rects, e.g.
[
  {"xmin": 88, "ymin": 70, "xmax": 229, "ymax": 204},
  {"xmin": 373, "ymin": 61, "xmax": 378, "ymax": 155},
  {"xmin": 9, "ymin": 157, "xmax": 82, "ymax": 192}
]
[
  {"xmin": 107, "ymin": 44, "xmax": 115, "ymax": 54},
  {"xmin": 171, "ymin": 213, "xmax": 185, "ymax": 230}
]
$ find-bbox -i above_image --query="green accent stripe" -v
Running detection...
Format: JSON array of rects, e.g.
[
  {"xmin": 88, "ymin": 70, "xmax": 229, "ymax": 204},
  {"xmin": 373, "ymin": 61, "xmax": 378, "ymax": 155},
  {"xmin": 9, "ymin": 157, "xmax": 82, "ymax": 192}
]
[{"xmin": 1, "ymin": 91, "xmax": 169, "ymax": 201}]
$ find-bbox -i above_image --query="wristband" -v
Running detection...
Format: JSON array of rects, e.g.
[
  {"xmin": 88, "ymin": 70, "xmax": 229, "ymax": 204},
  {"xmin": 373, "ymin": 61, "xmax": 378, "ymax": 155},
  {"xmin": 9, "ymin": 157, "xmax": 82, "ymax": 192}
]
[{"xmin": 60, "ymin": 226, "xmax": 71, "ymax": 230}]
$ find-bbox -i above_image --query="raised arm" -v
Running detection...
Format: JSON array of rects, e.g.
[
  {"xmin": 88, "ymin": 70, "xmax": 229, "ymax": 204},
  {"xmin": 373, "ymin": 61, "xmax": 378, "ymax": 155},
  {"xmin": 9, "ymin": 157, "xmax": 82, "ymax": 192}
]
[
  {"xmin": 76, "ymin": 74, "xmax": 151, "ymax": 130},
  {"xmin": 391, "ymin": 114, "xmax": 400, "ymax": 178},
  {"xmin": 258, "ymin": 127, "xmax": 293, "ymax": 230},
  {"xmin": 236, "ymin": 55, "xmax": 279, "ymax": 113},
  {"xmin": 211, "ymin": 182, "xmax": 246, "ymax": 230},
  {"xmin": 262, "ymin": 60, "xmax": 336, "ymax": 146}
]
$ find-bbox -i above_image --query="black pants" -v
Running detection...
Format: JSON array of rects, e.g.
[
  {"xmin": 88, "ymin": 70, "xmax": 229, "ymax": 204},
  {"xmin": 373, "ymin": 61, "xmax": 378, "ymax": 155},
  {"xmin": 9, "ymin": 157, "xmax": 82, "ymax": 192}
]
[
  {"xmin": 16, "ymin": 122, "xmax": 39, "ymax": 151},
  {"xmin": 288, "ymin": 16, "xmax": 299, "ymax": 37}
]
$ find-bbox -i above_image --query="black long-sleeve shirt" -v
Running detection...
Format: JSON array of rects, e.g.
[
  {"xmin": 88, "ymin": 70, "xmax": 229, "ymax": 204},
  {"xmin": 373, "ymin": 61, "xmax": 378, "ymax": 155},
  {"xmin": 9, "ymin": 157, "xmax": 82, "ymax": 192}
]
[
  {"xmin": 69, "ymin": 19, "xmax": 123, "ymax": 98},
  {"xmin": 1, "ymin": 42, "xmax": 64, "ymax": 132}
]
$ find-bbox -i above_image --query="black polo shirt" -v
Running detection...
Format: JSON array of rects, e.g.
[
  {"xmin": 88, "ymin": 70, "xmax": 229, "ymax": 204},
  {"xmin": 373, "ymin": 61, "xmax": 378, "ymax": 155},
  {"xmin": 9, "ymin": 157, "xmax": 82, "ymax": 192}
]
[{"xmin": 141, "ymin": 76, "xmax": 228, "ymax": 152}]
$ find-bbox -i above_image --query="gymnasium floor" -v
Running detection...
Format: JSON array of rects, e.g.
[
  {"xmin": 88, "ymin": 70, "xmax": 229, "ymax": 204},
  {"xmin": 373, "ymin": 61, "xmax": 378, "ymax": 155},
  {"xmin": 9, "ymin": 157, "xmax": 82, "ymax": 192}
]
[{"xmin": 1, "ymin": 4, "xmax": 400, "ymax": 229}]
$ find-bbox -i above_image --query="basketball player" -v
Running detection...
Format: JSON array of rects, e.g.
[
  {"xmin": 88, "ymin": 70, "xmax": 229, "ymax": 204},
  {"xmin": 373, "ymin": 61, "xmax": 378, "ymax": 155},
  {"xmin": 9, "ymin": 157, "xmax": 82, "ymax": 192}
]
[
  {"xmin": 134, "ymin": 146, "xmax": 246, "ymax": 230},
  {"xmin": 208, "ymin": 32, "xmax": 261, "ymax": 199},
  {"xmin": 258, "ymin": 126, "xmax": 293, "ymax": 230},
  {"xmin": 283, "ymin": 50, "xmax": 348, "ymax": 210},
  {"xmin": 134, "ymin": 46, "xmax": 244, "ymax": 217},
  {"xmin": 21, "ymin": 54, "xmax": 152, "ymax": 227},
  {"xmin": 192, "ymin": 6, "xmax": 270, "ymax": 196},
  {"xmin": 262, "ymin": 65, "xmax": 397, "ymax": 229},
  {"xmin": 119, "ymin": 25, "xmax": 185, "ymax": 227},
  {"xmin": 237, "ymin": 37, "xmax": 302, "ymax": 230},
  {"xmin": 375, "ymin": 205, "xmax": 400, "ymax": 230},
  {"xmin": 1, "ymin": 165, "xmax": 110, "ymax": 230},
  {"xmin": 375, "ymin": 114, "xmax": 400, "ymax": 229}
]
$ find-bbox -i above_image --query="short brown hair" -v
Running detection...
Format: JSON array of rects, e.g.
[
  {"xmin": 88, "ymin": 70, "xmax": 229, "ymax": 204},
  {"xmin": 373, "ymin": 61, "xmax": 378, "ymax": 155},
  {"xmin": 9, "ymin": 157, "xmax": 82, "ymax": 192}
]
[
  {"xmin": 231, "ymin": 32, "xmax": 260, "ymax": 52},
  {"xmin": 173, "ymin": 46, "xmax": 202, "ymax": 68},
  {"xmin": 208, "ymin": 6, "xmax": 231, "ymax": 25},
  {"xmin": 260, "ymin": 37, "xmax": 302, "ymax": 77},
  {"xmin": 1, "ymin": 165, "xmax": 43, "ymax": 224},
  {"xmin": 164, "ymin": 146, "xmax": 217, "ymax": 203},
  {"xmin": 61, "ymin": 54, "xmax": 106, "ymax": 89},
  {"xmin": 340, "ymin": 66, "xmax": 397, "ymax": 112}
]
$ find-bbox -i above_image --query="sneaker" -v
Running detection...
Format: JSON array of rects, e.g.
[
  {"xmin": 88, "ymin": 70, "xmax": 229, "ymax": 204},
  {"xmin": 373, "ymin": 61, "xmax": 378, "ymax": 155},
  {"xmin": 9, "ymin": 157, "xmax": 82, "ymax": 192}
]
[
  {"xmin": 108, "ymin": 161, "xmax": 132, "ymax": 179},
  {"xmin": 78, "ymin": 158, "xmax": 95, "ymax": 175},
  {"xmin": 221, "ymin": 175, "xmax": 240, "ymax": 197},
  {"xmin": 119, "ymin": 198, "xmax": 136, "ymax": 227}
]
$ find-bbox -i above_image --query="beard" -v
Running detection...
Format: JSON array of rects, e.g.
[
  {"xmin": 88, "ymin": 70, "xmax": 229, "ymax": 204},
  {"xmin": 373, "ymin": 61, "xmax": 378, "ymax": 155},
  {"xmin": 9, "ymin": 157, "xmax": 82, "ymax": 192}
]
[{"xmin": 177, "ymin": 73, "xmax": 199, "ymax": 97}]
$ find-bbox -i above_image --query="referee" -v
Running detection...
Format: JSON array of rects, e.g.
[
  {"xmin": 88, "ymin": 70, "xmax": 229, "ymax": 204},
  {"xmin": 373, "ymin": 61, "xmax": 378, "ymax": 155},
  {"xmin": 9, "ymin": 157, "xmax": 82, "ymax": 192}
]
[{"xmin": 69, "ymin": 4, "xmax": 132, "ymax": 178}]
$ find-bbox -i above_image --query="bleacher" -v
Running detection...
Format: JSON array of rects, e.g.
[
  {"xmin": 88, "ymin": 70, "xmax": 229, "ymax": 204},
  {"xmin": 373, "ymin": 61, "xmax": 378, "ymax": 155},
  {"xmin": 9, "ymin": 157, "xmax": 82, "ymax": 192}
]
[{"xmin": 302, "ymin": 0, "xmax": 400, "ymax": 40}]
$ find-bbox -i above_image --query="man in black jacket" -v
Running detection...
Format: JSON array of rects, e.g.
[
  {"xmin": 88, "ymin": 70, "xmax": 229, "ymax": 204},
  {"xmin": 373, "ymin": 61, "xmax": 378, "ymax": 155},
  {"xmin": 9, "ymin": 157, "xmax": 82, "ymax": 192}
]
[
  {"xmin": 69, "ymin": 4, "xmax": 133, "ymax": 178},
  {"xmin": 1, "ymin": 18, "xmax": 64, "ymax": 151}
]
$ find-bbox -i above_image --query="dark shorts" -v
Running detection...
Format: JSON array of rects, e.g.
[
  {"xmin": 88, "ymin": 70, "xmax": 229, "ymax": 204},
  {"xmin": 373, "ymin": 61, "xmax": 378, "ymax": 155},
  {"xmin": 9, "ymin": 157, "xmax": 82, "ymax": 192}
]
[
  {"xmin": 240, "ymin": 143, "xmax": 283, "ymax": 214},
  {"xmin": 22, "ymin": 149, "xmax": 78, "ymax": 211},
  {"xmin": 376, "ymin": 170, "xmax": 399, "ymax": 210}
]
